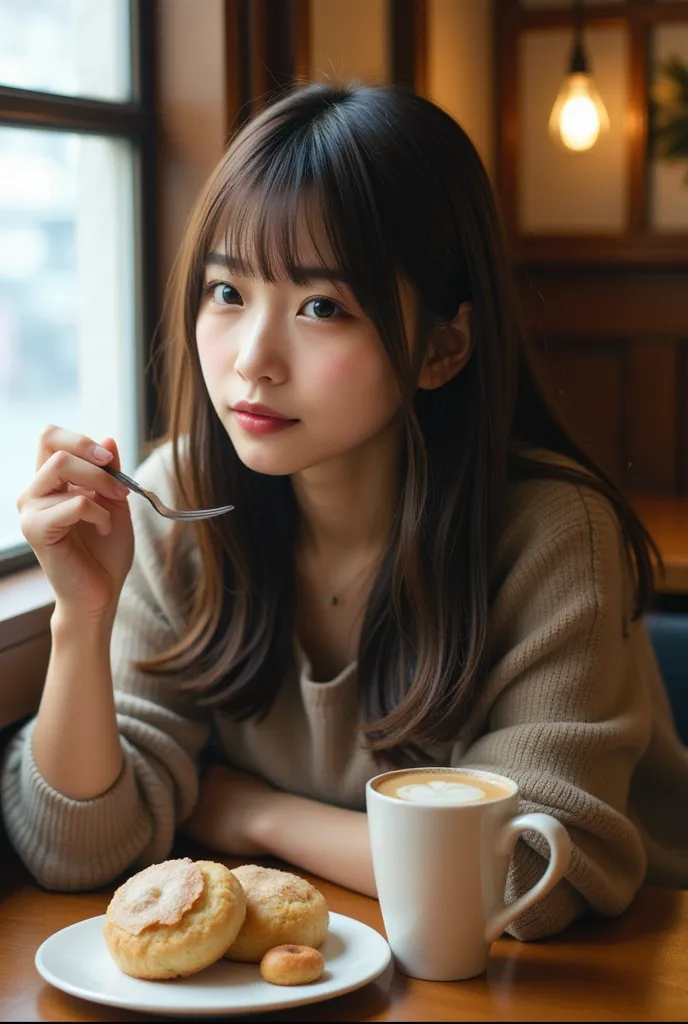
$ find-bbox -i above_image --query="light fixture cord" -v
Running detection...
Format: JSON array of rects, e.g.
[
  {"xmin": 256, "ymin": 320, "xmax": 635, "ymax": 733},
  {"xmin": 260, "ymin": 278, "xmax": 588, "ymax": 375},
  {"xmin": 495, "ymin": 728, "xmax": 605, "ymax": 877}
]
[{"xmin": 570, "ymin": 0, "xmax": 588, "ymax": 75}]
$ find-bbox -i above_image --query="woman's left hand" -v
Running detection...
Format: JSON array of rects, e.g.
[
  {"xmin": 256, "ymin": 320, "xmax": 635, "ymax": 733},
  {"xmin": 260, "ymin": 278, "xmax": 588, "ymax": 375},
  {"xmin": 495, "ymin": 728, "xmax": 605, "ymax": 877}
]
[{"xmin": 181, "ymin": 764, "xmax": 278, "ymax": 856}]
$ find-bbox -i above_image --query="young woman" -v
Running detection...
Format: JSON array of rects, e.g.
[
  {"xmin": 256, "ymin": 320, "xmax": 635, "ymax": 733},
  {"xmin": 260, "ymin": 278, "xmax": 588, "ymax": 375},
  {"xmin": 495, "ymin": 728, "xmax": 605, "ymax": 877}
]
[{"xmin": 3, "ymin": 83, "xmax": 687, "ymax": 941}]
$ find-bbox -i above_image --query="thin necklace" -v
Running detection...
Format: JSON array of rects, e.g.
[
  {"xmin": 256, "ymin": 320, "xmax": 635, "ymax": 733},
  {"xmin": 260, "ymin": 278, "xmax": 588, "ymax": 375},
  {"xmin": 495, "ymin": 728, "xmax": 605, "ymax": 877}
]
[
  {"xmin": 326, "ymin": 557, "xmax": 380, "ymax": 607},
  {"xmin": 296, "ymin": 542, "xmax": 382, "ymax": 608}
]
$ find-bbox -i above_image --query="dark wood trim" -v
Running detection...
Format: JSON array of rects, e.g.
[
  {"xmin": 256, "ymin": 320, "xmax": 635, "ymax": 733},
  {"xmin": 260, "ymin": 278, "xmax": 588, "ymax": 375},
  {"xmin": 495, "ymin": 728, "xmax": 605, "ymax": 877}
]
[
  {"xmin": 225, "ymin": 0, "xmax": 252, "ymax": 133},
  {"xmin": 136, "ymin": 0, "xmax": 161, "ymax": 444},
  {"xmin": 247, "ymin": 0, "xmax": 271, "ymax": 108},
  {"xmin": 513, "ymin": 234, "xmax": 688, "ymax": 269},
  {"xmin": 679, "ymin": 341, "xmax": 688, "ymax": 496},
  {"xmin": 251, "ymin": 0, "xmax": 306, "ymax": 113},
  {"xmin": 517, "ymin": 9, "xmax": 625, "ymax": 31},
  {"xmin": 516, "ymin": 2, "xmax": 688, "ymax": 30},
  {"xmin": 495, "ymin": 0, "xmax": 519, "ymax": 241},
  {"xmin": 0, "ymin": 86, "xmax": 147, "ymax": 136},
  {"xmin": 518, "ymin": 265, "xmax": 688, "ymax": 337},
  {"xmin": 621, "ymin": 336, "xmax": 632, "ymax": 491},
  {"xmin": 627, "ymin": 1, "xmax": 649, "ymax": 238},
  {"xmin": 390, "ymin": 0, "xmax": 427, "ymax": 94},
  {"xmin": 224, "ymin": 0, "xmax": 310, "ymax": 123},
  {"xmin": 0, "ymin": 636, "xmax": 51, "ymax": 731},
  {"xmin": 0, "ymin": 547, "xmax": 36, "ymax": 581},
  {"xmin": 237, "ymin": 0, "xmax": 253, "ymax": 118},
  {"xmin": 293, "ymin": 0, "xmax": 311, "ymax": 84},
  {"xmin": 261, "ymin": 0, "xmax": 301, "ymax": 99}
]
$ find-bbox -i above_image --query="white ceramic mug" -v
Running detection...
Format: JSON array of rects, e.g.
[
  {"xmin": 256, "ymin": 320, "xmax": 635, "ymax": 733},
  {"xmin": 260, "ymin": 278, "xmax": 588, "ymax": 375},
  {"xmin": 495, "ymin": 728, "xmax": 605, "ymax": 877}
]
[{"xmin": 366, "ymin": 766, "xmax": 572, "ymax": 981}]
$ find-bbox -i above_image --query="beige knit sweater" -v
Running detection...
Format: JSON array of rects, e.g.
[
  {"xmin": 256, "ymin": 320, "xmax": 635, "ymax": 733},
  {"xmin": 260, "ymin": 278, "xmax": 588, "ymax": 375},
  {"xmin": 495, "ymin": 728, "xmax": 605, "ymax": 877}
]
[{"xmin": 2, "ymin": 445, "xmax": 687, "ymax": 940}]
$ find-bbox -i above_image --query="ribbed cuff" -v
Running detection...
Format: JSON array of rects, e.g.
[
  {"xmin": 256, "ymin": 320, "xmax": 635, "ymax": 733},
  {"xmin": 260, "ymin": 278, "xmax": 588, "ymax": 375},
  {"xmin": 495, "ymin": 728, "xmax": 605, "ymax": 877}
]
[
  {"xmin": 2, "ymin": 721, "xmax": 153, "ymax": 891},
  {"xmin": 504, "ymin": 841, "xmax": 585, "ymax": 941}
]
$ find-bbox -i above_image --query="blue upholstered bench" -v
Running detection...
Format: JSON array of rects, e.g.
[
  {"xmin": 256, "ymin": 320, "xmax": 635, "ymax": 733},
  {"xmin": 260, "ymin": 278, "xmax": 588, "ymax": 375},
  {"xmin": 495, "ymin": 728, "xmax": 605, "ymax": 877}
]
[{"xmin": 646, "ymin": 612, "xmax": 688, "ymax": 746}]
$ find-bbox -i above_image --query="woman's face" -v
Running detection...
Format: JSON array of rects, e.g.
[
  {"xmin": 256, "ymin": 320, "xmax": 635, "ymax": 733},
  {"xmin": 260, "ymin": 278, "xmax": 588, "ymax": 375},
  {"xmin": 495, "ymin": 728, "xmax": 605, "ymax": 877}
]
[{"xmin": 195, "ymin": 221, "xmax": 408, "ymax": 478}]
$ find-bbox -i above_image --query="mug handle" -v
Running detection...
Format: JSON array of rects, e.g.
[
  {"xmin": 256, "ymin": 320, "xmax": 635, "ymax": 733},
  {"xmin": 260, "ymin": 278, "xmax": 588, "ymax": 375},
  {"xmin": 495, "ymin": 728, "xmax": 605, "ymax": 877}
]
[{"xmin": 485, "ymin": 812, "xmax": 573, "ymax": 943}]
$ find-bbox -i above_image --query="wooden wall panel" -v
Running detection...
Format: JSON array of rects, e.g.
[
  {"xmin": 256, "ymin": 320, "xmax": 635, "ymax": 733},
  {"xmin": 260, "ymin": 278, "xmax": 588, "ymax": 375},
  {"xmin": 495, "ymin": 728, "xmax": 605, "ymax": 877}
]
[
  {"xmin": 521, "ymin": 268, "xmax": 688, "ymax": 496},
  {"xmin": 626, "ymin": 340, "xmax": 678, "ymax": 493},
  {"xmin": 519, "ymin": 269, "xmax": 688, "ymax": 337},
  {"xmin": 680, "ymin": 341, "xmax": 688, "ymax": 496},
  {"xmin": 535, "ymin": 334, "xmax": 686, "ymax": 494},
  {"xmin": 537, "ymin": 340, "xmax": 627, "ymax": 484}
]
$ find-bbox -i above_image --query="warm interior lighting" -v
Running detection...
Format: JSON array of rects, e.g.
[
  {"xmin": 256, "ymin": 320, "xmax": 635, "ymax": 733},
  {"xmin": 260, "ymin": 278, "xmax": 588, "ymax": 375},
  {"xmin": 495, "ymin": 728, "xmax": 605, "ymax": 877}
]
[
  {"xmin": 549, "ymin": 72, "xmax": 609, "ymax": 151},
  {"xmin": 548, "ymin": 2, "xmax": 609, "ymax": 152}
]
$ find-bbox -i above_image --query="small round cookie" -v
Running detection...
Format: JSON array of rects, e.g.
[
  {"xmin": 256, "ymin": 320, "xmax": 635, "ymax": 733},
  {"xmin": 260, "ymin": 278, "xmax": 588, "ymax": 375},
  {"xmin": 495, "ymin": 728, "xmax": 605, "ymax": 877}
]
[
  {"xmin": 225, "ymin": 865, "xmax": 329, "ymax": 963},
  {"xmin": 260, "ymin": 945, "xmax": 325, "ymax": 986},
  {"xmin": 104, "ymin": 859, "xmax": 246, "ymax": 980}
]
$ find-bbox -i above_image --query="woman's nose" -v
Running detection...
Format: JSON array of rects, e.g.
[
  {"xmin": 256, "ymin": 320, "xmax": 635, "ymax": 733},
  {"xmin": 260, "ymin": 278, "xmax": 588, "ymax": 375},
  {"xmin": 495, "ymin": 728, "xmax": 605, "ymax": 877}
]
[{"xmin": 234, "ymin": 315, "xmax": 287, "ymax": 384}]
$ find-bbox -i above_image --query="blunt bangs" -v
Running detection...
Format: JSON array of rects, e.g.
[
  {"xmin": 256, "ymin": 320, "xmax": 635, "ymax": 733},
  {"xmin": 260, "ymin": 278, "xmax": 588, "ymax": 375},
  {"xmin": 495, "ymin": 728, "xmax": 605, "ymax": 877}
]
[{"xmin": 215, "ymin": 114, "xmax": 387, "ymax": 287}]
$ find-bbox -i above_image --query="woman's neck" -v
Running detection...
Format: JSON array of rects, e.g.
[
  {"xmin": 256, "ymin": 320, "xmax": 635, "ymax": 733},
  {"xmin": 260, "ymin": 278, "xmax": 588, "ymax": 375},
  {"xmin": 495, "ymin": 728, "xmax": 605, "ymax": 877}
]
[{"xmin": 291, "ymin": 415, "xmax": 402, "ymax": 558}]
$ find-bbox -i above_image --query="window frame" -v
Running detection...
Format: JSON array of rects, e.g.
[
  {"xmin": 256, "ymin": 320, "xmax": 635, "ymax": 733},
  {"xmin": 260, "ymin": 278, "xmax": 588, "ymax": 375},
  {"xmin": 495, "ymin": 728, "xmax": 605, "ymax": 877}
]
[
  {"xmin": 0, "ymin": 0, "xmax": 158, "ymax": 579},
  {"xmin": 495, "ymin": 0, "xmax": 688, "ymax": 267}
]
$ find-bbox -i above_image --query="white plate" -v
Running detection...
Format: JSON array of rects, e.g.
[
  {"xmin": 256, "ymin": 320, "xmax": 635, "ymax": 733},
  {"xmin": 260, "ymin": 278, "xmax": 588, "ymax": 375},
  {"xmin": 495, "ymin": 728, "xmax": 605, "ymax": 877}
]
[{"xmin": 35, "ymin": 911, "xmax": 392, "ymax": 1017}]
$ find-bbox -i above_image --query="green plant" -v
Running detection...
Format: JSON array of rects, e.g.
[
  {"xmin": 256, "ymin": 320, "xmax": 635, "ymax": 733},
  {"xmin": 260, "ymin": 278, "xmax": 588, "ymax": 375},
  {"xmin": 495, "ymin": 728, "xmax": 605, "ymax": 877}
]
[{"xmin": 651, "ymin": 56, "xmax": 688, "ymax": 184}]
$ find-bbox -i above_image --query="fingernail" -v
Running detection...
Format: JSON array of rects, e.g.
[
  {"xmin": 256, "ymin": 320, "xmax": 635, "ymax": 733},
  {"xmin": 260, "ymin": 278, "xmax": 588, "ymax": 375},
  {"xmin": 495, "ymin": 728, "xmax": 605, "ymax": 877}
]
[
  {"xmin": 92, "ymin": 445, "xmax": 113, "ymax": 462},
  {"xmin": 114, "ymin": 483, "xmax": 129, "ymax": 498}
]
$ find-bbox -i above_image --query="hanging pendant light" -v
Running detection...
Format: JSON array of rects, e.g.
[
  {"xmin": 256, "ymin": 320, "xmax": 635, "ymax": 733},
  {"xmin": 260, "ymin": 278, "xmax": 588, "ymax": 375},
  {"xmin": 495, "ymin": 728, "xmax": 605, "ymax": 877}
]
[{"xmin": 548, "ymin": 0, "xmax": 609, "ymax": 152}]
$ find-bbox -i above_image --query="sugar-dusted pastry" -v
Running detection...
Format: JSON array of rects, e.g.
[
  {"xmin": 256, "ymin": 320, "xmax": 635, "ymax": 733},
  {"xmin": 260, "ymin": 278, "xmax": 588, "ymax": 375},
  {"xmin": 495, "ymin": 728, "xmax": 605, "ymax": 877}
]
[
  {"xmin": 225, "ymin": 865, "xmax": 329, "ymax": 963},
  {"xmin": 260, "ymin": 944, "xmax": 325, "ymax": 986},
  {"xmin": 103, "ymin": 858, "xmax": 246, "ymax": 980}
]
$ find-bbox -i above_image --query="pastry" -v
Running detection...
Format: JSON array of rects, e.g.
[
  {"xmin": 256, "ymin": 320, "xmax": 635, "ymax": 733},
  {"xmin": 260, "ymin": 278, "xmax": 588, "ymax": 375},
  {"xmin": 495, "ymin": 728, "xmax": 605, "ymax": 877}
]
[
  {"xmin": 104, "ymin": 858, "xmax": 246, "ymax": 980},
  {"xmin": 225, "ymin": 864, "xmax": 329, "ymax": 963},
  {"xmin": 260, "ymin": 944, "xmax": 325, "ymax": 986}
]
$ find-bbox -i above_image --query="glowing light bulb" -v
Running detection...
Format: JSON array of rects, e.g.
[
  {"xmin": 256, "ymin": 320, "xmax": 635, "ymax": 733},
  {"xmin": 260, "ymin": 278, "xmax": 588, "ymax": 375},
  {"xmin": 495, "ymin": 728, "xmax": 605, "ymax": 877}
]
[{"xmin": 549, "ymin": 72, "xmax": 609, "ymax": 152}]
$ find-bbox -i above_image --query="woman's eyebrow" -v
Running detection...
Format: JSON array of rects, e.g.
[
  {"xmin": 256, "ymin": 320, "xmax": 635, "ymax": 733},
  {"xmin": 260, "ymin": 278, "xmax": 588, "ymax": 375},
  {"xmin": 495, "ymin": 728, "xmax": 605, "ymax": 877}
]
[{"xmin": 204, "ymin": 250, "xmax": 348, "ymax": 284}]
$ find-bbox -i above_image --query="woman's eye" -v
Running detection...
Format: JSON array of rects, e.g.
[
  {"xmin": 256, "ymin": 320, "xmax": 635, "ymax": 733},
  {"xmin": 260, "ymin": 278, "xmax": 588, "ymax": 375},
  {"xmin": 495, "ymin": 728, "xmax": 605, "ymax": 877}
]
[
  {"xmin": 209, "ymin": 282, "xmax": 242, "ymax": 306},
  {"xmin": 301, "ymin": 297, "xmax": 343, "ymax": 320}
]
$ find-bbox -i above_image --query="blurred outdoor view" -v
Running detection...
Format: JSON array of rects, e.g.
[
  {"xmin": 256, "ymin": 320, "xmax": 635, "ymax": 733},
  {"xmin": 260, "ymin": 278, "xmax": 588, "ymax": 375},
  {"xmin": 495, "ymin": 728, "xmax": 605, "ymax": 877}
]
[{"xmin": 0, "ymin": 0, "xmax": 140, "ymax": 556}]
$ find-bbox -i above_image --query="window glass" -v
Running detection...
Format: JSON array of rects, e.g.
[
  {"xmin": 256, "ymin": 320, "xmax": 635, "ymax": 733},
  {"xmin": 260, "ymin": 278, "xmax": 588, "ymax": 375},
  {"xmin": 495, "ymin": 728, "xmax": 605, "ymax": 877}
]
[
  {"xmin": 0, "ymin": 126, "xmax": 140, "ymax": 553},
  {"xmin": 0, "ymin": 0, "xmax": 131, "ymax": 102}
]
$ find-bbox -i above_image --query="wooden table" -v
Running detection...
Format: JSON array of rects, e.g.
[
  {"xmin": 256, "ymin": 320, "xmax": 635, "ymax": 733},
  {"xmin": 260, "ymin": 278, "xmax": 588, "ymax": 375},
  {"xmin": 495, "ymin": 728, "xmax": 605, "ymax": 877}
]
[
  {"xmin": 1, "ymin": 847, "xmax": 687, "ymax": 1022},
  {"xmin": 630, "ymin": 493, "xmax": 688, "ymax": 595}
]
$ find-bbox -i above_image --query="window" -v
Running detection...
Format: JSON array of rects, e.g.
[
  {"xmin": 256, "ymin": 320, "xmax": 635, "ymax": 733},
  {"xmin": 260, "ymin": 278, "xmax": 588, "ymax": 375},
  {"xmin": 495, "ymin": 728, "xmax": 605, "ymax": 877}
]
[{"xmin": 0, "ymin": 0, "xmax": 155, "ymax": 573}]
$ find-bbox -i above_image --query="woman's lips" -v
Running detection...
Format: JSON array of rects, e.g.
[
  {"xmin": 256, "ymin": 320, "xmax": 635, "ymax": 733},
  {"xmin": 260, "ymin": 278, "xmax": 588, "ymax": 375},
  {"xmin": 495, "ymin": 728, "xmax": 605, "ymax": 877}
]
[{"xmin": 233, "ymin": 410, "xmax": 299, "ymax": 434}]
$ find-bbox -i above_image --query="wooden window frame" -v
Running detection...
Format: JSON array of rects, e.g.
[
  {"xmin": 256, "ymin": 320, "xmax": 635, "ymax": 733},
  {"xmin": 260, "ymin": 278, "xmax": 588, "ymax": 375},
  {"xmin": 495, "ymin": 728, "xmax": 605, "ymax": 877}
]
[{"xmin": 495, "ymin": 0, "xmax": 688, "ymax": 267}]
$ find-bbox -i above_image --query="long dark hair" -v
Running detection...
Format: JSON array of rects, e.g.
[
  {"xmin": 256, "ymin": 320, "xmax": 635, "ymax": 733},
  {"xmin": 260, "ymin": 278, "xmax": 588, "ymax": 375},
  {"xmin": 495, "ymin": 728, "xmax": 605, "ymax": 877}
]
[{"xmin": 140, "ymin": 82, "xmax": 657, "ymax": 765}]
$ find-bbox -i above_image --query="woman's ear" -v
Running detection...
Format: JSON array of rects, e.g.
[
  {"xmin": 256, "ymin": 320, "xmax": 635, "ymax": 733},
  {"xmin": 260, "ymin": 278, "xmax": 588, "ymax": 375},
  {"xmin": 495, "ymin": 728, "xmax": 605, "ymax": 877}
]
[{"xmin": 417, "ymin": 302, "xmax": 473, "ymax": 391}]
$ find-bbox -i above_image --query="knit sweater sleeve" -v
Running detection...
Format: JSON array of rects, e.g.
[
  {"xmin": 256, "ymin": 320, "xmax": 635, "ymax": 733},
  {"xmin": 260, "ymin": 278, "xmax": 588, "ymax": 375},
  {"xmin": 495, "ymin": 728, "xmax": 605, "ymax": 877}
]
[
  {"xmin": 0, "ymin": 444, "xmax": 210, "ymax": 891},
  {"xmin": 458, "ymin": 479, "xmax": 652, "ymax": 941}
]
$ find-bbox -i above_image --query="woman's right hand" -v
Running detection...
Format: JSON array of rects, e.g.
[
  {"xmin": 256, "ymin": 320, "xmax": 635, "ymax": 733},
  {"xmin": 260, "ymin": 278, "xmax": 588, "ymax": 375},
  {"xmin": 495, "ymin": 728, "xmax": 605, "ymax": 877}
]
[{"xmin": 17, "ymin": 425, "xmax": 135, "ymax": 622}]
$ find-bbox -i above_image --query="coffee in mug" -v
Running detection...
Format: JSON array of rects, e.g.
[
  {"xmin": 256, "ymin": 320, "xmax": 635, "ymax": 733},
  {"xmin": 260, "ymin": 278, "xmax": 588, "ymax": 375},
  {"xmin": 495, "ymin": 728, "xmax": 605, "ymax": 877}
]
[
  {"xmin": 366, "ymin": 766, "xmax": 572, "ymax": 982},
  {"xmin": 373, "ymin": 768, "xmax": 512, "ymax": 804}
]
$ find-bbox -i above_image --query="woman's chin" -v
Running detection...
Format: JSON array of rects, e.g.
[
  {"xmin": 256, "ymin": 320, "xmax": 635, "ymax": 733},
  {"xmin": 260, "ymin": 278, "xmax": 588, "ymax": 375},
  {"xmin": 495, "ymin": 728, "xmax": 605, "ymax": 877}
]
[
  {"xmin": 235, "ymin": 455, "xmax": 294, "ymax": 476},
  {"xmin": 230, "ymin": 443, "xmax": 306, "ymax": 477}
]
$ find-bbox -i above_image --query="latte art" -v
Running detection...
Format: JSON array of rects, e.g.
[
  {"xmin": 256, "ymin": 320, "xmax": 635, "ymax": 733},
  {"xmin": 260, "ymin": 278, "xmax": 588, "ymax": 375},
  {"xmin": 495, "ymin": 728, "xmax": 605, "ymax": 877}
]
[
  {"xmin": 373, "ymin": 768, "xmax": 514, "ymax": 804},
  {"xmin": 395, "ymin": 780, "xmax": 488, "ymax": 804}
]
